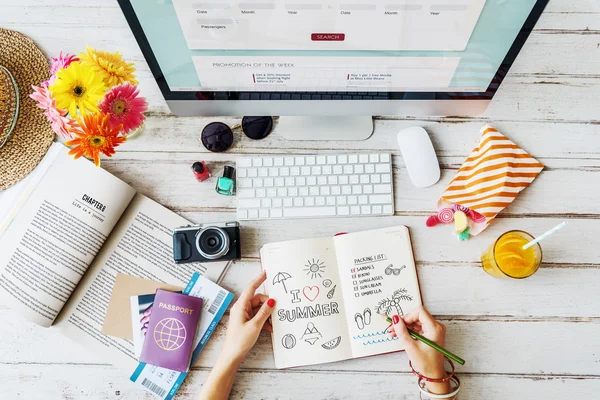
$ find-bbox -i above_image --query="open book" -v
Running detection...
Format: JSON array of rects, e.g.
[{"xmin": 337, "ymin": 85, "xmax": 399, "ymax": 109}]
[
  {"xmin": 0, "ymin": 144, "xmax": 229, "ymax": 371},
  {"xmin": 261, "ymin": 226, "xmax": 423, "ymax": 369}
]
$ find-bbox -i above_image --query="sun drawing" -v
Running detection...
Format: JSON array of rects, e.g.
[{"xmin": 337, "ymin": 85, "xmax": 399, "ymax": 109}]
[{"xmin": 304, "ymin": 258, "xmax": 326, "ymax": 278}]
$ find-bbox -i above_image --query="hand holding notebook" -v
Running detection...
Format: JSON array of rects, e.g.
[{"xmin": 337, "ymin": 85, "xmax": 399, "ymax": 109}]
[{"xmin": 261, "ymin": 226, "xmax": 423, "ymax": 369}]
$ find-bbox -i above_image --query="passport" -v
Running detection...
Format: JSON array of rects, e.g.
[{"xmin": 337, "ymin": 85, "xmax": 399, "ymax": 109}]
[{"xmin": 139, "ymin": 290, "xmax": 203, "ymax": 372}]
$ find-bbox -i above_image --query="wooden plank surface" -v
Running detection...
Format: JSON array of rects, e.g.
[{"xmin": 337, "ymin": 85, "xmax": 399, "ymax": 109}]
[{"xmin": 1, "ymin": 0, "xmax": 599, "ymax": 398}]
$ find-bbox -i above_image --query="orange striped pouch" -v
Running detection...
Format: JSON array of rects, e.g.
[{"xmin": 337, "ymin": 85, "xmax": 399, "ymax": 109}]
[{"xmin": 436, "ymin": 124, "xmax": 544, "ymax": 236}]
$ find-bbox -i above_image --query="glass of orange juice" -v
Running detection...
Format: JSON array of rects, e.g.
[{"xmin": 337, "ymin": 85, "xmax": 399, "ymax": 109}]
[{"xmin": 481, "ymin": 230, "xmax": 543, "ymax": 279}]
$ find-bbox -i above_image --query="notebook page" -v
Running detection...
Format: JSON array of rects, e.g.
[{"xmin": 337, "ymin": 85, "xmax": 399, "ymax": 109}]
[
  {"xmin": 261, "ymin": 237, "xmax": 352, "ymax": 369},
  {"xmin": 333, "ymin": 226, "xmax": 422, "ymax": 359}
]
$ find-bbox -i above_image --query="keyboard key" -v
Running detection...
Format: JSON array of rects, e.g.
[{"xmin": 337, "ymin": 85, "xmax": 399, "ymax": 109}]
[
  {"xmin": 372, "ymin": 205, "xmax": 383, "ymax": 214},
  {"xmin": 289, "ymin": 187, "xmax": 298, "ymax": 196},
  {"xmin": 249, "ymin": 209, "xmax": 259, "ymax": 219},
  {"xmin": 327, "ymin": 155, "xmax": 337, "ymax": 164},
  {"xmin": 338, "ymin": 155, "xmax": 348, "ymax": 164},
  {"xmin": 263, "ymin": 158, "xmax": 274, "ymax": 167},
  {"xmin": 360, "ymin": 175, "xmax": 370, "ymax": 184},
  {"xmin": 296, "ymin": 177, "xmax": 306, "ymax": 186},
  {"xmin": 339, "ymin": 176, "xmax": 349, "ymax": 185},
  {"xmin": 237, "ymin": 209, "xmax": 248, "ymax": 219},
  {"xmin": 370, "ymin": 194, "xmax": 393, "ymax": 204},
  {"xmin": 238, "ymin": 189, "xmax": 255, "ymax": 198},
  {"xmin": 258, "ymin": 168, "xmax": 268, "ymax": 177},
  {"xmin": 285, "ymin": 157, "xmax": 294, "ymax": 166},
  {"xmin": 299, "ymin": 187, "xmax": 309, "ymax": 196},
  {"xmin": 301, "ymin": 166, "xmax": 311, "ymax": 175},
  {"xmin": 316, "ymin": 197, "xmax": 326, "ymax": 206},
  {"xmin": 261, "ymin": 199, "xmax": 272, "ymax": 208},
  {"xmin": 358, "ymin": 195, "xmax": 368, "ymax": 205},
  {"xmin": 238, "ymin": 158, "xmax": 252, "ymax": 167},
  {"xmin": 371, "ymin": 174, "xmax": 381, "ymax": 184},
  {"xmin": 369, "ymin": 154, "xmax": 380, "ymax": 163},
  {"xmin": 323, "ymin": 165, "xmax": 333, "ymax": 175},
  {"xmin": 361, "ymin": 205, "xmax": 372, "ymax": 215},
  {"xmin": 320, "ymin": 187, "xmax": 330, "ymax": 196},
  {"xmin": 316, "ymin": 156, "xmax": 326, "ymax": 165},
  {"xmin": 277, "ymin": 188, "xmax": 287, "ymax": 197},
  {"xmin": 275, "ymin": 177, "xmax": 285, "ymax": 187},
  {"xmin": 351, "ymin": 206, "xmax": 361, "ymax": 215},
  {"xmin": 283, "ymin": 198, "xmax": 293, "ymax": 207},
  {"xmin": 290, "ymin": 167, "xmax": 300, "ymax": 176},
  {"xmin": 237, "ymin": 169, "xmax": 247, "ymax": 178},
  {"xmin": 306, "ymin": 156, "xmax": 316, "ymax": 165},
  {"xmin": 239, "ymin": 199, "xmax": 261, "ymax": 208},
  {"xmin": 273, "ymin": 198, "xmax": 283, "ymax": 207},
  {"xmin": 317, "ymin": 176, "xmax": 327, "ymax": 185},
  {"xmin": 270, "ymin": 209, "xmax": 283, "ymax": 218},
  {"xmin": 349, "ymin": 155, "xmax": 358, "ymax": 164},
  {"xmin": 253, "ymin": 158, "xmax": 263, "ymax": 167},
  {"xmin": 264, "ymin": 178, "xmax": 274, "ymax": 187},
  {"xmin": 307, "ymin": 176, "xmax": 317, "ymax": 186},
  {"xmin": 352, "ymin": 186, "xmax": 362, "ymax": 195},
  {"xmin": 312, "ymin": 166, "xmax": 322, "ymax": 175},
  {"xmin": 343, "ymin": 165, "xmax": 353, "ymax": 174},
  {"xmin": 376, "ymin": 164, "xmax": 391, "ymax": 173},
  {"xmin": 294, "ymin": 198, "xmax": 304, "ymax": 207},
  {"xmin": 382, "ymin": 174, "xmax": 391, "ymax": 183},
  {"xmin": 274, "ymin": 157, "xmax": 284, "ymax": 166},
  {"xmin": 253, "ymin": 178, "xmax": 263, "ymax": 187},
  {"xmin": 310, "ymin": 187, "xmax": 319, "ymax": 196},
  {"xmin": 295, "ymin": 157, "xmax": 305, "ymax": 166},
  {"xmin": 349, "ymin": 175, "xmax": 359, "ymax": 184},
  {"xmin": 280, "ymin": 167, "xmax": 290, "ymax": 176},
  {"xmin": 285, "ymin": 177, "xmax": 294, "ymax": 186},
  {"xmin": 337, "ymin": 196, "xmax": 347, "ymax": 205},
  {"xmin": 364, "ymin": 185, "xmax": 373, "ymax": 194},
  {"xmin": 383, "ymin": 205, "xmax": 394, "ymax": 214},
  {"xmin": 348, "ymin": 195, "xmax": 358, "ymax": 205},
  {"xmin": 248, "ymin": 169, "xmax": 258, "ymax": 177},
  {"xmin": 238, "ymin": 178, "xmax": 253, "ymax": 188},
  {"xmin": 374, "ymin": 184, "xmax": 392, "ymax": 194},
  {"xmin": 269, "ymin": 167, "xmax": 279, "ymax": 177},
  {"xmin": 337, "ymin": 206, "xmax": 350, "ymax": 215},
  {"xmin": 328, "ymin": 176, "xmax": 338, "ymax": 185},
  {"xmin": 380, "ymin": 154, "xmax": 390, "ymax": 163},
  {"xmin": 342, "ymin": 186, "xmax": 352, "ymax": 195},
  {"xmin": 284, "ymin": 207, "xmax": 336, "ymax": 218},
  {"xmin": 354, "ymin": 165, "xmax": 364, "ymax": 174},
  {"xmin": 267, "ymin": 188, "xmax": 277, "ymax": 197},
  {"xmin": 331, "ymin": 186, "xmax": 341, "ymax": 195},
  {"xmin": 359, "ymin": 154, "xmax": 369, "ymax": 163},
  {"xmin": 365, "ymin": 164, "xmax": 375, "ymax": 173},
  {"xmin": 305, "ymin": 197, "xmax": 315, "ymax": 206},
  {"xmin": 259, "ymin": 209, "xmax": 269, "ymax": 219},
  {"xmin": 257, "ymin": 189, "xmax": 266, "ymax": 197},
  {"xmin": 326, "ymin": 196, "xmax": 336, "ymax": 206},
  {"xmin": 333, "ymin": 165, "xmax": 343, "ymax": 174}
]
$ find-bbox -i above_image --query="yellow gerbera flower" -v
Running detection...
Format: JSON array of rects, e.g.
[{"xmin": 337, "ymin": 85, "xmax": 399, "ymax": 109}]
[
  {"xmin": 49, "ymin": 62, "xmax": 107, "ymax": 116},
  {"xmin": 79, "ymin": 46, "xmax": 138, "ymax": 87}
]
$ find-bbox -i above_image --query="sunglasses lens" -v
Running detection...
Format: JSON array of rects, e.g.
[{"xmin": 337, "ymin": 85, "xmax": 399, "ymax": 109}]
[
  {"xmin": 201, "ymin": 122, "xmax": 234, "ymax": 152},
  {"xmin": 242, "ymin": 116, "xmax": 273, "ymax": 140}
]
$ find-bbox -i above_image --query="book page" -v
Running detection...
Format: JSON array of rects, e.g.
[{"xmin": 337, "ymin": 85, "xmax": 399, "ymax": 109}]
[
  {"xmin": 0, "ymin": 147, "xmax": 135, "ymax": 327},
  {"xmin": 261, "ymin": 238, "xmax": 352, "ymax": 369},
  {"xmin": 333, "ymin": 226, "xmax": 422, "ymax": 359},
  {"xmin": 54, "ymin": 194, "xmax": 230, "ymax": 370}
]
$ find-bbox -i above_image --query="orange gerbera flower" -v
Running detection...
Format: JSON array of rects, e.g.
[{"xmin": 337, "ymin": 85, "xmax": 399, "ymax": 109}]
[{"xmin": 66, "ymin": 112, "xmax": 125, "ymax": 167}]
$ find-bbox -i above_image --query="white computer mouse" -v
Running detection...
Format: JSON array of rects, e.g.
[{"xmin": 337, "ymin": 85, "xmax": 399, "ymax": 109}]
[{"xmin": 397, "ymin": 126, "xmax": 440, "ymax": 188}]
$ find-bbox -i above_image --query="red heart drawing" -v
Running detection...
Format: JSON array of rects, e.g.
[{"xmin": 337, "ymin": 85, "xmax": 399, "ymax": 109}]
[{"xmin": 302, "ymin": 286, "xmax": 320, "ymax": 302}]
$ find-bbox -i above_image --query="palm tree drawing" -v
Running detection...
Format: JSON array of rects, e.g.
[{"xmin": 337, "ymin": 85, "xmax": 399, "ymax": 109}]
[{"xmin": 375, "ymin": 288, "xmax": 413, "ymax": 317}]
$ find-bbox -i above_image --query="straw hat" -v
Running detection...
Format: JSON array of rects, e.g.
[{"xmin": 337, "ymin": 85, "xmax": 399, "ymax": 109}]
[{"xmin": 0, "ymin": 28, "xmax": 54, "ymax": 191}]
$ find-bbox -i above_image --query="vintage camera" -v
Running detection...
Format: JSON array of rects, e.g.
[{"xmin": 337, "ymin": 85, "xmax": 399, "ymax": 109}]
[{"xmin": 173, "ymin": 222, "xmax": 241, "ymax": 264}]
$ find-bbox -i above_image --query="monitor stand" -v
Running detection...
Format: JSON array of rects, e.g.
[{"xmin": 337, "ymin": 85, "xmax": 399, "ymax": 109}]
[{"xmin": 277, "ymin": 116, "xmax": 374, "ymax": 141}]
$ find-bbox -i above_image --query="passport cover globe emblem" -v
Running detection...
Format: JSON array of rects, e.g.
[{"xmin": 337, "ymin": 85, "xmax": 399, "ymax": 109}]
[{"xmin": 154, "ymin": 317, "xmax": 187, "ymax": 351}]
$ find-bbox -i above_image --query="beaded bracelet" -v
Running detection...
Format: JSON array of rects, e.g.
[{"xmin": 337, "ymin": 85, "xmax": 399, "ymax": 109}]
[
  {"xmin": 418, "ymin": 375, "xmax": 461, "ymax": 399},
  {"xmin": 409, "ymin": 357, "xmax": 455, "ymax": 383}
]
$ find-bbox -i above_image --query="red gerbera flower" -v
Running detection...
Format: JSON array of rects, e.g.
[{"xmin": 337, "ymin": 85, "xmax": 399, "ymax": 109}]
[{"xmin": 98, "ymin": 83, "xmax": 147, "ymax": 133}]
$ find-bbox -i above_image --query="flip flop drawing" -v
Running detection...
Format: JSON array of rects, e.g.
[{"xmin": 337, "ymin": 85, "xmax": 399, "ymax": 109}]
[
  {"xmin": 363, "ymin": 308, "xmax": 371, "ymax": 325},
  {"xmin": 354, "ymin": 313, "xmax": 365, "ymax": 330}
]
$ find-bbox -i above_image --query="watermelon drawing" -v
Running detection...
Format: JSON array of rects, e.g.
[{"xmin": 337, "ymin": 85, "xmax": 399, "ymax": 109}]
[{"xmin": 321, "ymin": 336, "xmax": 341, "ymax": 350}]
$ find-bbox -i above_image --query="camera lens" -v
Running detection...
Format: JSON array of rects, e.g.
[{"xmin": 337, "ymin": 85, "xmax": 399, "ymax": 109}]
[{"xmin": 195, "ymin": 227, "xmax": 230, "ymax": 260}]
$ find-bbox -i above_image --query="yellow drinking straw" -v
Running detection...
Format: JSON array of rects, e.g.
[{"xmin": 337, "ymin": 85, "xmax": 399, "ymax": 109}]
[{"xmin": 522, "ymin": 221, "xmax": 568, "ymax": 250}]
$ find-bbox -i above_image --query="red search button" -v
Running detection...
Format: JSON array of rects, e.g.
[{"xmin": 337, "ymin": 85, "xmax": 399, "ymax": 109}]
[{"xmin": 311, "ymin": 33, "xmax": 345, "ymax": 41}]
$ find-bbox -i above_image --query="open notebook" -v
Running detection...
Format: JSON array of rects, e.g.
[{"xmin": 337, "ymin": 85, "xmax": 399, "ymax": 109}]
[
  {"xmin": 261, "ymin": 226, "xmax": 422, "ymax": 369},
  {"xmin": 0, "ymin": 143, "xmax": 230, "ymax": 371}
]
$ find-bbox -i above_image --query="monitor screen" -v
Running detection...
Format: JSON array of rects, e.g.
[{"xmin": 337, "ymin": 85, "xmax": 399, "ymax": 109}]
[{"xmin": 122, "ymin": 0, "xmax": 541, "ymax": 97}]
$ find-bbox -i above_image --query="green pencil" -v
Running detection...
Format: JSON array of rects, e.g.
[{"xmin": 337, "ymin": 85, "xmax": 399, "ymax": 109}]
[{"xmin": 386, "ymin": 317, "xmax": 465, "ymax": 365}]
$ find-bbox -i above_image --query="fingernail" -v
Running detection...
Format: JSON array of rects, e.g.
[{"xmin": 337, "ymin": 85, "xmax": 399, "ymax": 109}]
[
  {"xmin": 392, "ymin": 315, "xmax": 400, "ymax": 324},
  {"xmin": 267, "ymin": 298, "xmax": 275, "ymax": 307}
]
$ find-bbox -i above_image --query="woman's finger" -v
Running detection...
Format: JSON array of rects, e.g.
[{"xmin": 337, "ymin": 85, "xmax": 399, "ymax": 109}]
[
  {"xmin": 250, "ymin": 293, "xmax": 270, "ymax": 309},
  {"xmin": 239, "ymin": 271, "xmax": 267, "ymax": 302},
  {"xmin": 263, "ymin": 321, "xmax": 273, "ymax": 333}
]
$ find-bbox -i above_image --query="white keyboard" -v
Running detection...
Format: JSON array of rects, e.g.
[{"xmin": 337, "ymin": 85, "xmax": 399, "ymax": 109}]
[{"xmin": 235, "ymin": 153, "xmax": 394, "ymax": 220}]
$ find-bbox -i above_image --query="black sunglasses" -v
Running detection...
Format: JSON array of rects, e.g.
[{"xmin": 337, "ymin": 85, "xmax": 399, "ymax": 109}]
[{"xmin": 200, "ymin": 116, "xmax": 274, "ymax": 153}]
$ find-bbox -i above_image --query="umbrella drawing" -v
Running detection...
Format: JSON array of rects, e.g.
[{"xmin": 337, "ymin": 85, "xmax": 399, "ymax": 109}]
[{"xmin": 272, "ymin": 272, "xmax": 292, "ymax": 293}]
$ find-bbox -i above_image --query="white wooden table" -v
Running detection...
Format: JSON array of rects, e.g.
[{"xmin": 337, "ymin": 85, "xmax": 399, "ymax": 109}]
[{"xmin": 2, "ymin": 1, "xmax": 600, "ymax": 399}]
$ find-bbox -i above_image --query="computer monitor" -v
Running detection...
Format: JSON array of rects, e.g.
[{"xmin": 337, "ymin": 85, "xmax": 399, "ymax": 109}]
[{"xmin": 117, "ymin": 0, "xmax": 548, "ymax": 140}]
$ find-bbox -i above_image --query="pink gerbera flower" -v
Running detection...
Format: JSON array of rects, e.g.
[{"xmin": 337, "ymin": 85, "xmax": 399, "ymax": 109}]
[
  {"xmin": 98, "ymin": 83, "xmax": 147, "ymax": 133},
  {"xmin": 43, "ymin": 52, "xmax": 79, "ymax": 87},
  {"xmin": 30, "ymin": 85, "xmax": 77, "ymax": 138}
]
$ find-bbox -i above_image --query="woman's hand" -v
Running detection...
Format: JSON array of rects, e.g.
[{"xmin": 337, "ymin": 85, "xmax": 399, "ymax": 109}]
[
  {"xmin": 219, "ymin": 270, "xmax": 275, "ymax": 365},
  {"xmin": 389, "ymin": 306, "xmax": 450, "ymax": 395},
  {"xmin": 199, "ymin": 271, "xmax": 275, "ymax": 400}
]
